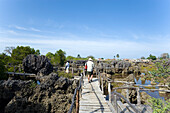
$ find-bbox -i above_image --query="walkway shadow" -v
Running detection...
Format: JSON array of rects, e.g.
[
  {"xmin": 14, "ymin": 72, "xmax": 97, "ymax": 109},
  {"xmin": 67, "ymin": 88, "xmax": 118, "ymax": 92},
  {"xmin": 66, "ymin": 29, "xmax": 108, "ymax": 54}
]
[{"xmin": 89, "ymin": 81, "xmax": 104, "ymax": 113}]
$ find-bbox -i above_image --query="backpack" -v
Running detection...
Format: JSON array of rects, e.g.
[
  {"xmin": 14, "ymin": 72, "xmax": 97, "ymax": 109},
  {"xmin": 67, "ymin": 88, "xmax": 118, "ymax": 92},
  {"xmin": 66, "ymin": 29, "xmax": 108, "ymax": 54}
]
[{"xmin": 85, "ymin": 64, "xmax": 87, "ymax": 70}]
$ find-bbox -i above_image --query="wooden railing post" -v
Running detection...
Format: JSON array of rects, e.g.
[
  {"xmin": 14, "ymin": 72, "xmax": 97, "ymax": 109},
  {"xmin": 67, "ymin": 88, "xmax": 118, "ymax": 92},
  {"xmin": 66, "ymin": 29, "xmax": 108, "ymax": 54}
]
[
  {"xmin": 101, "ymin": 75, "xmax": 104, "ymax": 94},
  {"xmin": 114, "ymin": 94, "xmax": 118, "ymax": 113},
  {"xmin": 108, "ymin": 82, "xmax": 111, "ymax": 103},
  {"xmin": 72, "ymin": 62, "xmax": 74, "ymax": 75},
  {"xmin": 76, "ymin": 89, "xmax": 79, "ymax": 113},
  {"xmin": 96, "ymin": 67, "xmax": 97, "ymax": 77},
  {"xmin": 137, "ymin": 87, "xmax": 141, "ymax": 106},
  {"xmin": 126, "ymin": 84, "xmax": 129, "ymax": 101}
]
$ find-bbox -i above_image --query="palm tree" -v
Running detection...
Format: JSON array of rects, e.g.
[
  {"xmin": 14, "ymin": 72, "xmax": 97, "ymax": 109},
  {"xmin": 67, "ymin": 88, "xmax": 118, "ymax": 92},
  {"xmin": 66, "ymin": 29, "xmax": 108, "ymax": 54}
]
[{"xmin": 116, "ymin": 54, "xmax": 119, "ymax": 59}]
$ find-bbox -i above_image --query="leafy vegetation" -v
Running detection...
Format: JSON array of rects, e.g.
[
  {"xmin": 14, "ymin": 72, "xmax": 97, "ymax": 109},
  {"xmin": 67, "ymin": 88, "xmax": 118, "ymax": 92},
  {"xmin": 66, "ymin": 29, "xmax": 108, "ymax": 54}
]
[
  {"xmin": 0, "ymin": 58, "xmax": 7, "ymax": 80},
  {"xmin": 141, "ymin": 56, "xmax": 145, "ymax": 59},
  {"xmin": 29, "ymin": 81, "xmax": 37, "ymax": 88},
  {"xmin": 46, "ymin": 49, "xmax": 66, "ymax": 66},
  {"xmin": 140, "ymin": 64, "xmax": 156, "ymax": 72},
  {"xmin": 57, "ymin": 71, "xmax": 73, "ymax": 79},
  {"xmin": 147, "ymin": 54, "xmax": 157, "ymax": 60},
  {"xmin": 148, "ymin": 98, "xmax": 170, "ymax": 113},
  {"xmin": 11, "ymin": 46, "xmax": 39, "ymax": 65},
  {"xmin": 66, "ymin": 55, "xmax": 95, "ymax": 61},
  {"xmin": 116, "ymin": 54, "xmax": 119, "ymax": 59},
  {"xmin": 150, "ymin": 60, "xmax": 170, "ymax": 83}
]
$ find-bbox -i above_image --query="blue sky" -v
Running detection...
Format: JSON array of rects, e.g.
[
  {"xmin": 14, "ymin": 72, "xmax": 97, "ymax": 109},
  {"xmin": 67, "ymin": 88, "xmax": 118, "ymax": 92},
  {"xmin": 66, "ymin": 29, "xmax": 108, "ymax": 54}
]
[{"xmin": 0, "ymin": 0, "xmax": 170, "ymax": 59}]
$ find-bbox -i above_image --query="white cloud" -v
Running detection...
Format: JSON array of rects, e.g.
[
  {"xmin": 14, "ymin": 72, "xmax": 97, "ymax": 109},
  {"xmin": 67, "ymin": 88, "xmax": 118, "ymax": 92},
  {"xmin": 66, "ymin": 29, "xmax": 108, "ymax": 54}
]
[
  {"xmin": 30, "ymin": 28, "xmax": 41, "ymax": 32},
  {"xmin": 0, "ymin": 36, "xmax": 169, "ymax": 59},
  {"xmin": 9, "ymin": 25, "xmax": 41, "ymax": 32},
  {"xmin": 15, "ymin": 26, "xmax": 28, "ymax": 30}
]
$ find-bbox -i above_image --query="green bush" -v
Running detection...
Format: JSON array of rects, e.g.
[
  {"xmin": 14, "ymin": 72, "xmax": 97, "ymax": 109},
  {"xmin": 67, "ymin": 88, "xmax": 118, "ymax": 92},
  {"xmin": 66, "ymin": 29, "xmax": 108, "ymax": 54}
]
[
  {"xmin": 0, "ymin": 59, "xmax": 7, "ymax": 80},
  {"xmin": 29, "ymin": 81, "xmax": 37, "ymax": 88},
  {"xmin": 148, "ymin": 98, "xmax": 170, "ymax": 113},
  {"xmin": 57, "ymin": 71, "xmax": 73, "ymax": 79}
]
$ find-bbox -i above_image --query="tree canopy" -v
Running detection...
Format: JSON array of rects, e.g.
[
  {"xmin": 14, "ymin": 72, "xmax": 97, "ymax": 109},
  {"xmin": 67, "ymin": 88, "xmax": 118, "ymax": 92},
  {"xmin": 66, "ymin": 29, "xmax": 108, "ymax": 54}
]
[
  {"xmin": 11, "ymin": 46, "xmax": 38, "ymax": 65},
  {"xmin": 116, "ymin": 54, "xmax": 119, "ymax": 59},
  {"xmin": 147, "ymin": 54, "xmax": 156, "ymax": 60},
  {"xmin": 54, "ymin": 49, "xmax": 66, "ymax": 66}
]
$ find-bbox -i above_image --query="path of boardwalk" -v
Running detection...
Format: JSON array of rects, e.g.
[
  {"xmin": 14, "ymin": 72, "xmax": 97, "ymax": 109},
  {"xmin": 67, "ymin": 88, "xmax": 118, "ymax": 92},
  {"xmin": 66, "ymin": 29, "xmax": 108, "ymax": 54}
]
[{"xmin": 79, "ymin": 77, "xmax": 112, "ymax": 113}]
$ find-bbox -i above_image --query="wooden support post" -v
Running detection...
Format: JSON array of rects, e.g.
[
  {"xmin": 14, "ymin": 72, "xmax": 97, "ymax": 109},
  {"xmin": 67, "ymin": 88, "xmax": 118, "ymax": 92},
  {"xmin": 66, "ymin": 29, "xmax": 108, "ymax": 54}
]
[
  {"xmin": 106, "ymin": 67, "xmax": 107, "ymax": 74},
  {"xmin": 101, "ymin": 76, "xmax": 104, "ymax": 94},
  {"xmin": 72, "ymin": 62, "xmax": 74, "ymax": 75},
  {"xmin": 76, "ymin": 90, "xmax": 79, "ymax": 113},
  {"xmin": 114, "ymin": 94, "xmax": 118, "ymax": 113},
  {"xmin": 137, "ymin": 87, "xmax": 141, "ymax": 106},
  {"xmin": 126, "ymin": 84, "xmax": 129, "ymax": 101},
  {"xmin": 99, "ymin": 72, "xmax": 100, "ymax": 87},
  {"xmin": 108, "ymin": 82, "xmax": 111, "ymax": 103},
  {"xmin": 96, "ymin": 67, "xmax": 97, "ymax": 77}
]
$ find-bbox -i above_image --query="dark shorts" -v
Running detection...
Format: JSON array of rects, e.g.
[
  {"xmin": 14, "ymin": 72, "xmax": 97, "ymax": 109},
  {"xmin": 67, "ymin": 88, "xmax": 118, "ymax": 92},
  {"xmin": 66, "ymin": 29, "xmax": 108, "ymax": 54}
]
[{"xmin": 87, "ymin": 71, "xmax": 93, "ymax": 76}]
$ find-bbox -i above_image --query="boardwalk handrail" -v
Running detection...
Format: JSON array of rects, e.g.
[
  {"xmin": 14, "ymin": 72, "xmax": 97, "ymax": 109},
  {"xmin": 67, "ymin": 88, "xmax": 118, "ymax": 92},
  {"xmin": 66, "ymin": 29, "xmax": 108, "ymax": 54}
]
[
  {"xmin": 6, "ymin": 72, "xmax": 36, "ymax": 76},
  {"xmin": 97, "ymin": 72, "xmax": 141, "ymax": 113},
  {"xmin": 68, "ymin": 71, "xmax": 84, "ymax": 113},
  {"xmin": 113, "ymin": 91, "xmax": 140, "ymax": 113},
  {"xmin": 96, "ymin": 67, "xmax": 170, "ymax": 113}
]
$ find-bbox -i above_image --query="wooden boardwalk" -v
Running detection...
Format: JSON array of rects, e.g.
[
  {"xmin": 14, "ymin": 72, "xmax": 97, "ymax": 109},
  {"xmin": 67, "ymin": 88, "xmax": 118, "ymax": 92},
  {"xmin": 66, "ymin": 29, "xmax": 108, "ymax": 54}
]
[{"xmin": 79, "ymin": 78, "xmax": 112, "ymax": 113}]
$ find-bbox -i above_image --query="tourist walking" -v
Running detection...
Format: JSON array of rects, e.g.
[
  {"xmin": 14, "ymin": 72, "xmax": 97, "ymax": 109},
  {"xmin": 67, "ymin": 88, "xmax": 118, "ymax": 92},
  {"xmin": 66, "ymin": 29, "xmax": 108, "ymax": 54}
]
[
  {"xmin": 65, "ymin": 61, "xmax": 69, "ymax": 73},
  {"xmin": 85, "ymin": 58, "xmax": 94, "ymax": 83}
]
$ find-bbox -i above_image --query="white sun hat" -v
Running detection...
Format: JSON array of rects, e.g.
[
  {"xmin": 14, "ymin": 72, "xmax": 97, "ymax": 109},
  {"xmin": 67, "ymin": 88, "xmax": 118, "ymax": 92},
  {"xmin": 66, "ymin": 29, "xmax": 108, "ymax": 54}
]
[{"xmin": 88, "ymin": 58, "xmax": 92, "ymax": 61}]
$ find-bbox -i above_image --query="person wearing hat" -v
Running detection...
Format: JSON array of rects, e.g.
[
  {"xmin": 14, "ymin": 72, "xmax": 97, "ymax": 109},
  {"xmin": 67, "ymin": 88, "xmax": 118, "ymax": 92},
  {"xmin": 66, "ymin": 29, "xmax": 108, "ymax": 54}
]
[{"xmin": 85, "ymin": 58, "xmax": 94, "ymax": 83}]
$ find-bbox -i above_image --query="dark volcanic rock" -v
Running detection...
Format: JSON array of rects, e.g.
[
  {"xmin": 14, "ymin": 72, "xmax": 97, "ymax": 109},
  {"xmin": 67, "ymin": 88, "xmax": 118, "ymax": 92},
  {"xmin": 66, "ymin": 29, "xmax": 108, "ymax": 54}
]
[
  {"xmin": 1, "ymin": 73, "xmax": 78, "ymax": 113},
  {"xmin": 115, "ymin": 61, "xmax": 131, "ymax": 69},
  {"xmin": 22, "ymin": 54, "xmax": 53, "ymax": 76},
  {"xmin": 0, "ymin": 80, "xmax": 33, "ymax": 113}
]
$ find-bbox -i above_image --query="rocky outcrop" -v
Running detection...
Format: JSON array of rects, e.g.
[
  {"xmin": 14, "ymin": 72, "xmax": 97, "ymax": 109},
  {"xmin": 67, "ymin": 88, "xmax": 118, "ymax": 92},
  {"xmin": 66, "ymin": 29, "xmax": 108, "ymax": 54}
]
[
  {"xmin": 121, "ymin": 89, "xmax": 137, "ymax": 104},
  {"xmin": 140, "ymin": 92, "xmax": 152, "ymax": 104},
  {"xmin": 22, "ymin": 54, "xmax": 53, "ymax": 76},
  {"xmin": 125, "ymin": 74, "xmax": 135, "ymax": 82},
  {"xmin": 0, "ymin": 73, "xmax": 78, "ymax": 113},
  {"xmin": 115, "ymin": 61, "xmax": 131, "ymax": 69},
  {"xmin": 0, "ymin": 80, "xmax": 33, "ymax": 113}
]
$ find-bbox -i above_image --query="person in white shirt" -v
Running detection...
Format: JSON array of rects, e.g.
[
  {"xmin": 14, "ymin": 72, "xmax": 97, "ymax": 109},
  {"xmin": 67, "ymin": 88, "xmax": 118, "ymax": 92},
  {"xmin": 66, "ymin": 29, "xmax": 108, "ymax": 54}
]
[
  {"xmin": 85, "ymin": 58, "xmax": 94, "ymax": 83},
  {"xmin": 65, "ymin": 61, "xmax": 69, "ymax": 73}
]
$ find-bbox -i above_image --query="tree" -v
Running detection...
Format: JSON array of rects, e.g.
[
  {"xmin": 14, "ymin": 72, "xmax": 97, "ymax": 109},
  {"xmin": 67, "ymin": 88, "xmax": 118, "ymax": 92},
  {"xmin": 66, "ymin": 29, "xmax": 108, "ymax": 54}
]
[
  {"xmin": 161, "ymin": 53, "xmax": 169, "ymax": 59},
  {"xmin": 147, "ymin": 54, "xmax": 156, "ymax": 60},
  {"xmin": 116, "ymin": 54, "xmax": 119, "ymax": 59},
  {"xmin": 114, "ymin": 56, "xmax": 115, "ymax": 59},
  {"xmin": 87, "ymin": 55, "xmax": 95, "ymax": 60},
  {"xmin": 35, "ymin": 49, "xmax": 40, "ymax": 55},
  {"xmin": 0, "ymin": 58, "xmax": 7, "ymax": 80},
  {"xmin": 66, "ymin": 56, "xmax": 74, "ymax": 60},
  {"xmin": 54, "ymin": 49, "xmax": 66, "ymax": 66},
  {"xmin": 11, "ymin": 46, "xmax": 36, "ymax": 65},
  {"xmin": 46, "ymin": 52, "xmax": 54, "ymax": 59},
  {"xmin": 141, "ymin": 56, "xmax": 145, "ymax": 59},
  {"xmin": 0, "ymin": 53, "xmax": 11, "ymax": 65},
  {"xmin": 46, "ymin": 52, "xmax": 55, "ymax": 64},
  {"xmin": 4, "ymin": 46, "xmax": 15, "ymax": 55},
  {"xmin": 77, "ymin": 54, "xmax": 81, "ymax": 58}
]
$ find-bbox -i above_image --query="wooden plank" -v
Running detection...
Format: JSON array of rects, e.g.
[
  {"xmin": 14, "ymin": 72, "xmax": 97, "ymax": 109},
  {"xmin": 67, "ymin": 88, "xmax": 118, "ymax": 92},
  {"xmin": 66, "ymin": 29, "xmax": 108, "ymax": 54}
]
[{"xmin": 79, "ymin": 78, "xmax": 112, "ymax": 113}]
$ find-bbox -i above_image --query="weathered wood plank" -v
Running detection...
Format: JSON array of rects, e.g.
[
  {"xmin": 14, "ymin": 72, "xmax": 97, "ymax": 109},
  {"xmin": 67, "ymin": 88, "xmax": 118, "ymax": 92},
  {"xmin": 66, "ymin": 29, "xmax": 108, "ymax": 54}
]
[{"xmin": 79, "ymin": 78, "xmax": 112, "ymax": 113}]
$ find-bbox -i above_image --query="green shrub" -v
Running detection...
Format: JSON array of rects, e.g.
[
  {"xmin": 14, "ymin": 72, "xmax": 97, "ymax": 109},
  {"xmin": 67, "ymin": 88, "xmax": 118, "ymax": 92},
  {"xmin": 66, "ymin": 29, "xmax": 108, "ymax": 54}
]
[
  {"xmin": 0, "ymin": 59, "xmax": 7, "ymax": 80},
  {"xmin": 148, "ymin": 98, "xmax": 170, "ymax": 113},
  {"xmin": 57, "ymin": 71, "xmax": 73, "ymax": 79},
  {"xmin": 29, "ymin": 81, "xmax": 37, "ymax": 88}
]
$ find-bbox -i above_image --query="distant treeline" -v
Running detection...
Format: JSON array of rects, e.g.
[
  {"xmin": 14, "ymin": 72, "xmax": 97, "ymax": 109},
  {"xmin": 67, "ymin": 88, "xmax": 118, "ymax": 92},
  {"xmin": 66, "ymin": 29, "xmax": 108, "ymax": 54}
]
[{"xmin": 0, "ymin": 46, "xmax": 95, "ymax": 79}]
